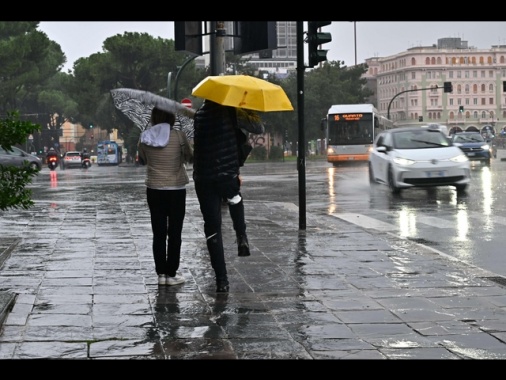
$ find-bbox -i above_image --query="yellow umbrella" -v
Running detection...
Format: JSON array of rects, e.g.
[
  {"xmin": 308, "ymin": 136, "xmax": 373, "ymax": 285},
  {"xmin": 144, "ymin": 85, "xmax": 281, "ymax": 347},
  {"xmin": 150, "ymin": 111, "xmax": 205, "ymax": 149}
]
[{"xmin": 191, "ymin": 75, "xmax": 294, "ymax": 112}]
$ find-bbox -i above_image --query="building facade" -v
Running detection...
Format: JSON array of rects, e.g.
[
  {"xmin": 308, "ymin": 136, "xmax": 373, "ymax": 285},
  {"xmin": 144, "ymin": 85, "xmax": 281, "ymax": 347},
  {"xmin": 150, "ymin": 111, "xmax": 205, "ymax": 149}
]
[{"xmin": 368, "ymin": 38, "xmax": 506, "ymax": 133}]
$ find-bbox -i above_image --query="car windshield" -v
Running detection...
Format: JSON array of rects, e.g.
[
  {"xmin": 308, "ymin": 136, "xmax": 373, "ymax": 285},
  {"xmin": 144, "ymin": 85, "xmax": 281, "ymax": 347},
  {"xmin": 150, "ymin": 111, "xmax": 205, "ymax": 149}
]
[
  {"xmin": 453, "ymin": 134, "xmax": 484, "ymax": 143},
  {"xmin": 393, "ymin": 130, "xmax": 449, "ymax": 149}
]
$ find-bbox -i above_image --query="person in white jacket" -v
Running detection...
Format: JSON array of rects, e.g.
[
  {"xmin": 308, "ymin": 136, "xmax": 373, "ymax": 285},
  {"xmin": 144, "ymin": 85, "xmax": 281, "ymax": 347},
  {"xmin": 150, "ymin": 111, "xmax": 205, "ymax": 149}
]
[{"xmin": 137, "ymin": 107, "xmax": 193, "ymax": 286}]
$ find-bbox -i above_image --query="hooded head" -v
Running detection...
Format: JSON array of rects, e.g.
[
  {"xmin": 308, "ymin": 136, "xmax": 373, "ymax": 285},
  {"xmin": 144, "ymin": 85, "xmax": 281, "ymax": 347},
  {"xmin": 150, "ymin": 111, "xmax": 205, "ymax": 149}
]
[{"xmin": 151, "ymin": 107, "xmax": 175, "ymax": 127}]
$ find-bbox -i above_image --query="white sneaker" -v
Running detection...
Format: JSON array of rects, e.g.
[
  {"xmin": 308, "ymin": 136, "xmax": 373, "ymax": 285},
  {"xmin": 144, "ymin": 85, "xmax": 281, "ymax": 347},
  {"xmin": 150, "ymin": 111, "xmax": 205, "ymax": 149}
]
[
  {"xmin": 167, "ymin": 274, "xmax": 185, "ymax": 286},
  {"xmin": 158, "ymin": 274, "xmax": 167, "ymax": 285}
]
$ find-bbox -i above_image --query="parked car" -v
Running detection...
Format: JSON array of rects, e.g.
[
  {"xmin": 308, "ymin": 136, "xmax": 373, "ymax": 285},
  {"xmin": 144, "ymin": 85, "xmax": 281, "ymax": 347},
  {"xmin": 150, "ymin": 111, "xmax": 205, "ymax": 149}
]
[
  {"xmin": 62, "ymin": 151, "xmax": 82, "ymax": 169},
  {"xmin": 368, "ymin": 125, "xmax": 471, "ymax": 194},
  {"xmin": 0, "ymin": 146, "xmax": 42, "ymax": 171},
  {"xmin": 450, "ymin": 132, "xmax": 496, "ymax": 165}
]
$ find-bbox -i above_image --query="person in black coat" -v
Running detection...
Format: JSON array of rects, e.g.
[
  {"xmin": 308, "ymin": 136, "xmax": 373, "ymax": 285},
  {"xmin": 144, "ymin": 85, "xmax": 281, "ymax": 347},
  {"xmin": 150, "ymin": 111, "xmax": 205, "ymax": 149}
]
[{"xmin": 193, "ymin": 100, "xmax": 263, "ymax": 293}]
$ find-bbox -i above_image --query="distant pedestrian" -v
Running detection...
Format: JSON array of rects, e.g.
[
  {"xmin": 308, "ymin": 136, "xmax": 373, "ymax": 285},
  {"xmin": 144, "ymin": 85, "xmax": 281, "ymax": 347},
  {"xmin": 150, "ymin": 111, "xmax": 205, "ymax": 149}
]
[{"xmin": 137, "ymin": 107, "xmax": 193, "ymax": 286}]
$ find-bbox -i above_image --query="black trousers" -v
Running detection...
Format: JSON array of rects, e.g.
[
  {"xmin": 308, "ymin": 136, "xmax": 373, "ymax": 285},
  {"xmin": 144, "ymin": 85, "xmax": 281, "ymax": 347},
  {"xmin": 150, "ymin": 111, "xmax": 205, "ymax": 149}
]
[
  {"xmin": 194, "ymin": 176, "xmax": 245, "ymax": 283},
  {"xmin": 146, "ymin": 188, "xmax": 186, "ymax": 277}
]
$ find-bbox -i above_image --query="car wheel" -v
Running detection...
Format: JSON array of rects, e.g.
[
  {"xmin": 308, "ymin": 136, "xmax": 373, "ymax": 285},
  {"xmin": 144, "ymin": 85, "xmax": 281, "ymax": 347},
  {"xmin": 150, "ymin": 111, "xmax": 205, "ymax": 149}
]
[
  {"xmin": 485, "ymin": 159, "xmax": 491, "ymax": 166},
  {"xmin": 29, "ymin": 162, "xmax": 40, "ymax": 171},
  {"xmin": 388, "ymin": 166, "xmax": 401, "ymax": 194},
  {"xmin": 455, "ymin": 184, "xmax": 468, "ymax": 192},
  {"xmin": 368, "ymin": 162, "xmax": 376, "ymax": 184}
]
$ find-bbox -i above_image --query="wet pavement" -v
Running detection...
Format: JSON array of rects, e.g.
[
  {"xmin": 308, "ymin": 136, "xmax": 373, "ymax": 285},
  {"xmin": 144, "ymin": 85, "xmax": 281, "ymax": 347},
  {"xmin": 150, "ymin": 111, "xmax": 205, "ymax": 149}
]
[{"xmin": 1, "ymin": 162, "xmax": 506, "ymax": 359}]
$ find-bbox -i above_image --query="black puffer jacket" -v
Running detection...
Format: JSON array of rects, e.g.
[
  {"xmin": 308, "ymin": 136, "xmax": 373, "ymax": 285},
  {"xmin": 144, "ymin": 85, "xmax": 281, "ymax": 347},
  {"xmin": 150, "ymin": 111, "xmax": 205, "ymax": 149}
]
[{"xmin": 193, "ymin": 100, "xmax": 239, "ymax": 182}]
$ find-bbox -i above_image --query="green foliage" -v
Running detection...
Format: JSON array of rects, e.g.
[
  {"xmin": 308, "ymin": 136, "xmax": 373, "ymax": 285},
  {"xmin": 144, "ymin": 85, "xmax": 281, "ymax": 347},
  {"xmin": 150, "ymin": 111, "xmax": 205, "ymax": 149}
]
[
  {"xmin": 0, "ymin": 111, "xmax": 41, "ymax": 211},
  {"xmin": 250, "ymin": 146, "xmax": 267, "ymax": 160}
]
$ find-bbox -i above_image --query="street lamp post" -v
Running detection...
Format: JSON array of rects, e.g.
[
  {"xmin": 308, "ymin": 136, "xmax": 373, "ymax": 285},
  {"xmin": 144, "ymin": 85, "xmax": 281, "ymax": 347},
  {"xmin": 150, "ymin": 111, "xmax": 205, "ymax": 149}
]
[{"xmin": 354, "ymin": 21, "xmax": 357, "ymax": 65}]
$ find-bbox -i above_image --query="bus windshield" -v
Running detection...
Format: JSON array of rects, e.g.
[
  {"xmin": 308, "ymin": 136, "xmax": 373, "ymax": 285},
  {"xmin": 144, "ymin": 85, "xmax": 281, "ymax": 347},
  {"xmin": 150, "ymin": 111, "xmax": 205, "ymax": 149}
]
[{"xmin": 328, "ymin": 113, "xmax": 374, "ymax": 145}]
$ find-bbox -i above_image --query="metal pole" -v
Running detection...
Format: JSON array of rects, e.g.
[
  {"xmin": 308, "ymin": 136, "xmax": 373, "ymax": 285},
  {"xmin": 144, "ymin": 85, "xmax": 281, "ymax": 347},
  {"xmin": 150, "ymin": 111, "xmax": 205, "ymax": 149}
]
[
  {"xmin": 167, "ymin": 72, "xmax": 172, "ymax": 99},
  {"xmin": 210, "ymin": 21, "xmax": 226, "ymax": 76},
  {"xmin": 297, "ymin": 21, "xmax": 306, "ymax": 230},
  {"xmin": 354, "ymin": 22, "xmax": 357, "ymax": 65}
]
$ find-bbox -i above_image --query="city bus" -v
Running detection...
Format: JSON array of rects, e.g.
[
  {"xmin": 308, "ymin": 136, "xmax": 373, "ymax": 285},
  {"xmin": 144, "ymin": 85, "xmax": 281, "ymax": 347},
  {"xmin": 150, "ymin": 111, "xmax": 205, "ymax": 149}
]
[
  {"xmin": 96, "ymin": 140, "xmax": 122, "ymax": 166},
  {"xmin": 321, "ymin": 104, "xmax": 393, "ymax": 165}
]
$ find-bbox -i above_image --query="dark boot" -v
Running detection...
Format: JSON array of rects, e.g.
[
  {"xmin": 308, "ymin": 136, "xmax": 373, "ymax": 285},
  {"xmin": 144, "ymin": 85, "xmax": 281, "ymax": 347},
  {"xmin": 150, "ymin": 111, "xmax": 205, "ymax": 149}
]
[
  {"xmin": 237, "ymin": 234, "xmax": 250, "ymax": 257},
  {"xmin": 216, "ymin": 281, "xmax": 230, "ymax": 293}
]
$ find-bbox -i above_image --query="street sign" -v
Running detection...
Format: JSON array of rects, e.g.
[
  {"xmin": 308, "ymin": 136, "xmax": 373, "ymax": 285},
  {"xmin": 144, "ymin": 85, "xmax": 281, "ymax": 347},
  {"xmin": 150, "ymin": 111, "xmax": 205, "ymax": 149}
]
[{"xmin": 181, "ymin": 98, "xmax": 192, "ymax": 108}]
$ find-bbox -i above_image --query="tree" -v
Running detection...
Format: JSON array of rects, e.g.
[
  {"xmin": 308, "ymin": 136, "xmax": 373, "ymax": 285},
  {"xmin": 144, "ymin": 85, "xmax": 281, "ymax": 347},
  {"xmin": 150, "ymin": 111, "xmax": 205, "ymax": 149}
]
[{"xmin": 0, "ymin": 111, "xmax": 41, "ymax": 210}]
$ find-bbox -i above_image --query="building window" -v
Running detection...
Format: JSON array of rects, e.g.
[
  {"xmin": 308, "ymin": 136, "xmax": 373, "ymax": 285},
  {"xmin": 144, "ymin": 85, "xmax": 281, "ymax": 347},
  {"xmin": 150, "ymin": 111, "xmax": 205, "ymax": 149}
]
[
  {"xmin": 474, "ymin": 111, "xmax": 478, "ymax": 118},
  {"xmin": 481, "ymin": 84, "xmax": 486, "ymax": 92},
  {"xmin": 490, "ymin": 98, "xmax": 494, "ymax": 105},
  {"xmin": 465, "ymin": 98, "xmax": 470, "ymax": 105},
  {"xmin": 458, "ymin": 98, "xmax": 462, "ymax": 105},
  {"xmin": 457, "ymin": 71, "xmax": 462, "ymax": 78},
  {"xmin": 489, "ymin": 70, "xmax": 494, "ymax": 78},
  {"xmin": 481, "ymin": 98, "xmax": 486, "ymax": 105},
  {"xmin": 473, "ymin": 84, "xmax": 478, "ymax": 94},
  {"xmin": 481, "ymin": 70, "xmax": 486, "ymax": 77},
  {"xmin": 473, "ymin": 70, "xmax": 477, "ymax": 78},
  {"xmin": 465, "ymin": 71, "xmax": 469, "ymax": 78},
  {"xmin": 465, "ymin": 84, "xmax": 470, "ymax": 93},
  {"xmin": 473, "ymin": 98, "xmax": 478, "ymax": 105},
  {"xmin": 482, "ymin": 111, "xmax": 487, "ymax": 118},
  {"xmin": 489, "ymin": 84, "xmax": 494, "ymax": 92},
  {"xmin": 449, "ymin": 71, "xmax": 453, "ymax": 78},
  {"xmin": 449, "ymin": 98, "xmax": 454, "ymax": 106},
  {"xmin": 425, "ymin": 57, "xmax": 430, "ymax": 65}
]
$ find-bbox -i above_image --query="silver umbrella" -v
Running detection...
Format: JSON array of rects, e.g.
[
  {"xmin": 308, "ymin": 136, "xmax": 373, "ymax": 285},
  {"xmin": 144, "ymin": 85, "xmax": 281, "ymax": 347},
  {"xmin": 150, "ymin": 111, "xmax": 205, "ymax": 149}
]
[{"xmin": 110, "ymin": 88, "xmax": 195, "ymax": 139}]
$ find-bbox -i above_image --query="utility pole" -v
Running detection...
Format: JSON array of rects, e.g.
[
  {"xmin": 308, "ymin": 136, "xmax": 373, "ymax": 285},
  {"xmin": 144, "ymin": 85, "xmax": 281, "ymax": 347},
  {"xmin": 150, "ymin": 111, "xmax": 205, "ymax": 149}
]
[
  {"xmin": 210, "ymin": 21, "xmax": 226, "ymax": 76},
  {"xmin": 296, "ymin": 21, "xmax": 306, "ymax": 230}
]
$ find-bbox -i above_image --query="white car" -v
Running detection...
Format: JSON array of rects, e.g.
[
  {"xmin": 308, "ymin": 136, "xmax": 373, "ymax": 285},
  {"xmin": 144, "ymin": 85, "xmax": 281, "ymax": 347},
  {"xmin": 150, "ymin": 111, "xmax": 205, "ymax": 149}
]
[{"xmin": 368, "ymin": 125, "xmax": 471, "ymax": 194}]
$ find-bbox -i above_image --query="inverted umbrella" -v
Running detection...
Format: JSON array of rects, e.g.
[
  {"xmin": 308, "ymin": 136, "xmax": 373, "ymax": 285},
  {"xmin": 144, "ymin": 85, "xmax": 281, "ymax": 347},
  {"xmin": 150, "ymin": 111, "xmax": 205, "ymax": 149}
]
[
  {"xmin": 191, "ymin": 75, "xmax": 294, "ymax": 112},
  {"xmin": 110, "ymin": 88, "xmax": 196, "ymax": 138}
]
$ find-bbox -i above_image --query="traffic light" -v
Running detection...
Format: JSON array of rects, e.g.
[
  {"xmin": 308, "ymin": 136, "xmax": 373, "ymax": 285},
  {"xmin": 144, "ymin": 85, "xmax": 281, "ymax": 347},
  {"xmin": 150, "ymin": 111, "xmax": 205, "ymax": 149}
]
[
  {"xmin": 443, "ymin": 82, "xmax": 453, "ymax": 93},
  {"xmin": 233, "ymin": 22, "xmax": 277, "ymax": 55},
  {"xmin": 89, "ymin": 123, "xmax": 93, "ymax": 129},
  {"xmin": 307, "ymin": 21, "xmax": 332, "ymax": 68},
  {"xmin": 503, "ymin": 81, "xmax": 506, "ymax": 92},
  {"xmin": 459, "ymin": 106, "xmax": 464, "ymax": 112},
  {"xmin": 174, "ymin": 21, "xmax": 203, "ymax": 55}
]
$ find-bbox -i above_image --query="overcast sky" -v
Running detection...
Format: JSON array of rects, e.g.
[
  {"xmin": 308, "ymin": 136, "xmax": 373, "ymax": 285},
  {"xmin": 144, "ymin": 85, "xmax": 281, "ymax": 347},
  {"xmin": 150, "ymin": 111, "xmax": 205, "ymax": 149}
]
[{"xmin": 38, "ymin": 21, "xmax": 506, "ymax": 72}]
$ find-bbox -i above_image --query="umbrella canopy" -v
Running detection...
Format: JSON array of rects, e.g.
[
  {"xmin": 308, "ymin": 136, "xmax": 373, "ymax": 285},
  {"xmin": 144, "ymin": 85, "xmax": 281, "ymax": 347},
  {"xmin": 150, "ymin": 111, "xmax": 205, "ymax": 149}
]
[
  {"xmin": 191, "ymin": 75, "xmax": 293, "ymax": 112},
  {"xmin": 110, "ymin": 88, "xmax": 195, "ymax": 138}
]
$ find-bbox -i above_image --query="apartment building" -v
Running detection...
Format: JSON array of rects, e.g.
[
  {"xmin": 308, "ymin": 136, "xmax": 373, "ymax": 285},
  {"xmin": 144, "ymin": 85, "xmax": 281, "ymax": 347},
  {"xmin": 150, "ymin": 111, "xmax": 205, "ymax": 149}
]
[{"xmin": 367, "ymin": 37, "xmax": 506, "ymax": 134}]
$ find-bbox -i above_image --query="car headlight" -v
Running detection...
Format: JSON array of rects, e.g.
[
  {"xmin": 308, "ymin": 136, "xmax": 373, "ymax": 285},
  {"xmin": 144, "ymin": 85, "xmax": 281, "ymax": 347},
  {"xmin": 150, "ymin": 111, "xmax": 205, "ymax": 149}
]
[
  {"xmin": 450, "ymin": 154, "xmax": 469, "ymax": 163},
  {"xmin": 482, "ymin": 144, "xmax": 490, "ymax": 150},
  {"xmin": 393, "ymin": 157, "xmax": 415, "ymax": 166}
]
